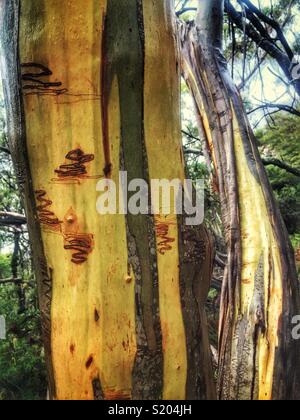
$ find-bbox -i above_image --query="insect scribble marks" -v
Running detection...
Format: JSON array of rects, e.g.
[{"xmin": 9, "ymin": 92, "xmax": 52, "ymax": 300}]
[
  {"xmin": 35, "ymin": 196, "xmax": 94, "ymax": 265},
  {"xmin": 55, "ymin": 149, "xmax": 94, "ymax": 178},
  {"xmin": 64, "ymin": 233, "xmax": 93, "ymax": 265},
  {"xmin": 63, "ymin": 208, "xmax": 94, "ymax": 265},
  {"xmin": 53, "ymin": 149, "xmax": 101, "ymax": 184},
  {"xmin": 35, "ymin": 190, "xmax": 62, "ymax": 232},
  {"xmin": 21, "ymin": 63, "xmax": 68, "ymax": 96},
  {"xmin": 155, "ymin": 217, "xmax": 176, "ymax": 255}
]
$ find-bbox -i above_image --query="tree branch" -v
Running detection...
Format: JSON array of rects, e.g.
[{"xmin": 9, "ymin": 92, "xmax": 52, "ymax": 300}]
[
  {"xmin": 0, "ymin": 278, "xmax": 23, "ymax": 285},
  {"xmin": 238, "ymin": 52, "xmax": 267, "ymax": 90},
  {"xmin": 176, "ymin": 7, "xmax": 197, "ymax": 17},
  {"xmin": 183, "ymin": 138, "xmax": 299, "ymax": 180},
  {"xmin": 181, "ymin": 129, "xmax": 201, "ymax": 142},
  {"xmin": 0, "ymin": 146, "xmax": 10, "ymax": 155},
  {"xmin": 239, "ymin": 0, "xmax": 294, "ymax": 59},
  {"xmin": 225, "ymin": 0, "xmax": 300, "ymax": 96},
  {"xmin": 0, "ymin": 278, "xmax": 34, "ymax": 287},
  {"xmin": 262, "ymin": 158, "xmax": 300, "ymax": 177},
  {"xmin": 0, "ymin": 211, "xmax": 27, "ymax": 227},
  {"xmin": 184, "ymin": 148, "xmax": 203, "ymax": 156},
  {"xmin": 248, "ymin": 103, "xmax": 300, "ymax": 117}
]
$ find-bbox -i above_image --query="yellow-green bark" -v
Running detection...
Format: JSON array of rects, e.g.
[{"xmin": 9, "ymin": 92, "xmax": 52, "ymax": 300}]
[
  {"xmin": 181, "ymin": 0, "xmax": 300, "ymax": 400},
  {"xmin": 1, "ymin": 0, "xmax": 215, "ymax": 400},
  {"xmin": 20, "ymin": 0, "xmax": 136, "ymax": 400}
]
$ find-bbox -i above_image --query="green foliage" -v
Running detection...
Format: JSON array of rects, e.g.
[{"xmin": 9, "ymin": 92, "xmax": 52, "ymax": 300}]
[
  {"xmin": 0, "ymin": 254, "xmax": 11, "ymax": 279},
  {"xmin": 0, "ymin": 0, "xmax": 298, "ymax": 400},
  {"xmin": 0, "ymin": 93, "xmax": 47, "ymax": 400},
  {"xmin": 0, "ymin": 274, "xmax": 47, "ymax": 400},
  {"xmin": 256, "ymin": 112, "xmax": 300, "ymax": 236},
  {"xmin": 291, "ymin": 233, "xmax": 300, "ymax": 251}
]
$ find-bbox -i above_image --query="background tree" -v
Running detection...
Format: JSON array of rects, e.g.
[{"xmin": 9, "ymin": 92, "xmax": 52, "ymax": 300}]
[
  {"xmin": 0, "ymin": 90, "xmax": 46, "ymax": 400},
  {"xmin": 0, "ymin": 0, "xmax": 215, "ymax": 400},
  {"xmin": 0, "ymin": 0, "xmax": 299, "ymax": 401},
  {"xmin": 180, "ymin": 0, "xmax": 300, "ymax": 400}
]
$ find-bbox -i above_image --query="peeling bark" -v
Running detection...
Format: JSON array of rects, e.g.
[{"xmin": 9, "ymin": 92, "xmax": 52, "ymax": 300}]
[
  {"xmin": 180, "ymin": 0, "xmax": 300, "ymax": 400},
  {"xmin": 1, "ymin": 0, "xmax": 215, "ymax": 400}
]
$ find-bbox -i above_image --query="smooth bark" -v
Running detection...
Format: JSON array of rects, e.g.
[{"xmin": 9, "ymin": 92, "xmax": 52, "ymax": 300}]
[
  {"xmin": 181, "ymin": 0, "xmax": 300, "ymax": 400},
  {"xmin": 1, "ymin": 0, "xmax": 215, "ymax": 400}
]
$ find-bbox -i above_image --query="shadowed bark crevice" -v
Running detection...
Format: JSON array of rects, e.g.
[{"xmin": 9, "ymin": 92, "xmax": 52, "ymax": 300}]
[{"xmin": 180, "ymin": 0, "xmax": 300, "ymax": 400}]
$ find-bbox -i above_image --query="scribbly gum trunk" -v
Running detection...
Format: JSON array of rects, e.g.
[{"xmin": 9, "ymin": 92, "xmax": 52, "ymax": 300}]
[
  {"xmin": 1, "ymin": 0, "xmax": 215, "ymax": 400},
  {"xmin": 181, "ymin": 0, "xmax": 300, "ymax": 400}
]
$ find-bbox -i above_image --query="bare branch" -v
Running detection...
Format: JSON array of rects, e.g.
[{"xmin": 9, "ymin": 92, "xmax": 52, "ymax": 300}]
[
  {"xmin": 238, "ymin": 52, "xmax": 267, "ymax": 90},
  {"xmin": 225, "ymin": 0, "xmax": 300, "ymax": 96},
  {"xmin": 239, "ymin": 0, "xmax": 294, "ymax": 59},
  {"xmin": 176, "ymin": 7, "xmax": 197, "ymax": 17},
  {"xmin": 215, "ymin": 253, "xmax": 227, "ymax": 269},
  {"xmin": 0, "ymin": 211, "xmax": 27, "ymax": 227},
  {"xmin": 0, "ymin": 278, "xmax": 23, "ymax": 285},
  {"xmin": 249, "ymin": 103, "xmax": 300, "ymax": 117},
  {"xmin": 0, "ymin": 278, "xmax": 35, "ymax": 287},
  {"xmin": 184, "ymin": 148, "xmax": 203, "ymax": 156},
  {"xmin": 0, "ymin": 146, "xmax": 10, "ymax": 155},
  {"xmin": 181, "ymin": 129, "xmax": 201, "ymax": 142},
  {"xmin": 262, "ymin": 158, "xmax": 300, "ymax": 177}
]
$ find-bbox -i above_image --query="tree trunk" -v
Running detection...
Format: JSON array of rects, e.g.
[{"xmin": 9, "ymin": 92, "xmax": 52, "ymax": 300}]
[
  {"xmin": 181, "ymin": 0, "xmax": 300, "ymax": 400},
  {"xmin": 1, "ymin": 0, "xmax": 215, "ymax": 400}
]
